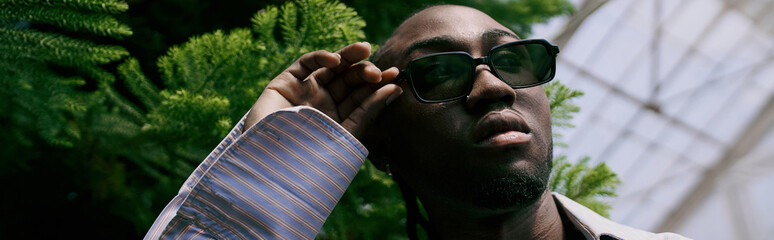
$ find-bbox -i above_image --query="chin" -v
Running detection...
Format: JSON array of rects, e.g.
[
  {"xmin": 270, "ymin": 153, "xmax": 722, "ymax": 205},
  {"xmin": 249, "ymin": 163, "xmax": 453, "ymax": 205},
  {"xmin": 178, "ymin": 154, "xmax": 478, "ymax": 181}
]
[
  {"xmin": 469, "ymin": 150, "xmax": 553, "ymax": 210},
  {"xmin": 472, "ymin": 172, "xmax": 548, "ymax": 210}
]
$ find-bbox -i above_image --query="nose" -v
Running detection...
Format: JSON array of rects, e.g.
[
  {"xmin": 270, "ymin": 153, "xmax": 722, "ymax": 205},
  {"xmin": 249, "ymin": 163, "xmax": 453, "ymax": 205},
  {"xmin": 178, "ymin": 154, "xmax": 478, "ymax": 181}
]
[{"xmin": 464, "ymin": 65, "xmax": 516, "ymax": 112}]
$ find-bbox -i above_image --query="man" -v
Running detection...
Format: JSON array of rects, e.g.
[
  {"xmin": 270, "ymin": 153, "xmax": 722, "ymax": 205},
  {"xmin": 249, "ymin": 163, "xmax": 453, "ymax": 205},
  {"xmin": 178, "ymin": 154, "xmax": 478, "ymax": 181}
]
[{"xmin": 146, "ymin": 5, "xmax": 689, "ymax": 240}]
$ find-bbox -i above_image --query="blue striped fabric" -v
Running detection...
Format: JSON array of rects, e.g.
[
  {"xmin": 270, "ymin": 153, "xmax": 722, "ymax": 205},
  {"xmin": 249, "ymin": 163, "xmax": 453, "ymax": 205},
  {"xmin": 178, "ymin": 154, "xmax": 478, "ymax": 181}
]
[{"xmin": 145, "ymin": 106, "xmax": 367, "ymax": 240}]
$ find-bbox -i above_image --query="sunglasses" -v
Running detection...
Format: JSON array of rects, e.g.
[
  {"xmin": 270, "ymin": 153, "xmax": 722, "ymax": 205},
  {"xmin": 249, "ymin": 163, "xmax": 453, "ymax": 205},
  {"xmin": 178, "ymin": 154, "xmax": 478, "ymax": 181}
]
[{"xmin": 394, "ymin": 39, "xmax": 560, "ymax": 103}]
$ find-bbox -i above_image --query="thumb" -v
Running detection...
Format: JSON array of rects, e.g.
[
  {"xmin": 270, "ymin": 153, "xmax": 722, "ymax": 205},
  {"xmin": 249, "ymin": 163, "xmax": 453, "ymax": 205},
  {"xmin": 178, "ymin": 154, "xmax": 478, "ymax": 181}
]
[{"xmin": 340, "ymin": 84, "xmax": 403, "ymax": 140}]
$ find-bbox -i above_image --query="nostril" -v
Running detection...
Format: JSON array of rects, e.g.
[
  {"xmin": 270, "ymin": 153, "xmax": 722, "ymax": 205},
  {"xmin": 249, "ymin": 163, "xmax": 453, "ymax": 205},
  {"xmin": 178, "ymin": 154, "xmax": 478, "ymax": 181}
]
[
  {"xmin": 465, "ymin": 71, "xmax": 517, "ymax": 112},
  {"xmin": 499, "ymin": 93, "xmax": 515, "ymax": 104}
]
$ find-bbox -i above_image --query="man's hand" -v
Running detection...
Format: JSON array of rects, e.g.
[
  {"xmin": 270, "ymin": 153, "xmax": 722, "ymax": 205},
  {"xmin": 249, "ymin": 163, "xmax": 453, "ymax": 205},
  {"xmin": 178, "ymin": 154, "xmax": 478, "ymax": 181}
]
[{"xmin": 244, "ymin": 42, "xmax": 402, "ymax": 140}]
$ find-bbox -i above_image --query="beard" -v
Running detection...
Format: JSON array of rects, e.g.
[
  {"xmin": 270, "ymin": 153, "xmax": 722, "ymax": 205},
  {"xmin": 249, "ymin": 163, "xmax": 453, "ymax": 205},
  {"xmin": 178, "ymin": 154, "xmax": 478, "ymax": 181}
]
[{"xmin": 470, "ymin": 149, "xmax": 553, "ymax": 210}]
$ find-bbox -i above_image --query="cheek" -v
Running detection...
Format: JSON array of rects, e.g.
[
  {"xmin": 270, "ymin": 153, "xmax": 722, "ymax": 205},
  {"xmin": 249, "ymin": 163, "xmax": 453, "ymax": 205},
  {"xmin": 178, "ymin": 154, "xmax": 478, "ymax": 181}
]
[
  {"xmin": 520, "ymin": 88, "xmax": 553, "ymax": 144},
  {"xmin": 385, "ymin": 100, "xmax": 472, "ymax": 160}
]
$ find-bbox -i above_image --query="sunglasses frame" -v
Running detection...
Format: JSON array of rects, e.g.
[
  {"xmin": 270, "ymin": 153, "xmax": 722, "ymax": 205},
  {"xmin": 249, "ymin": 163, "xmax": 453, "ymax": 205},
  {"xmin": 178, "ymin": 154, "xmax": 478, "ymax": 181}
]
[{"xmin": 395, "ymin": 39, "xmax": 560, "ymax": 103}]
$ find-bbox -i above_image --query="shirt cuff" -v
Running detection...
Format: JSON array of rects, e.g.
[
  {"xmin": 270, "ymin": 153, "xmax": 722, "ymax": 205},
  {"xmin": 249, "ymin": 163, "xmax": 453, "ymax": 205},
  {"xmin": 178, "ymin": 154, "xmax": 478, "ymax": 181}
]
[{"xmin": 146, "ymin": 106, "xmax": 368, "ymax": 239}]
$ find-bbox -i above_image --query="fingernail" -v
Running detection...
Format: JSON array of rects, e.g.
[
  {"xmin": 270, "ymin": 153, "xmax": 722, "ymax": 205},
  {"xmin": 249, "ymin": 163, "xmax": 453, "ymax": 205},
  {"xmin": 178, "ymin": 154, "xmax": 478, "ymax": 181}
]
[
  {"xmin": 333, "ymin": 53, "xmax": 342, "ymax": 60},
  {"xmin": 366, "ymin": 66, "xmax": 379, "ymax": 74},
  {"xmin": 386, "ymin": 88, "xmax": 403, "ymax": 105}
]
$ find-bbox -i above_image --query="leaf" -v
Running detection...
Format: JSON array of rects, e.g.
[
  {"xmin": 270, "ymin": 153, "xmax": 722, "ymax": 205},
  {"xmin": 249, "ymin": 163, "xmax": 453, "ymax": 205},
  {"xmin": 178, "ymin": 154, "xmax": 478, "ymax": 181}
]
[{"xmin": 550, "ymin": 156, "xmax": 621, "ymax": 217}]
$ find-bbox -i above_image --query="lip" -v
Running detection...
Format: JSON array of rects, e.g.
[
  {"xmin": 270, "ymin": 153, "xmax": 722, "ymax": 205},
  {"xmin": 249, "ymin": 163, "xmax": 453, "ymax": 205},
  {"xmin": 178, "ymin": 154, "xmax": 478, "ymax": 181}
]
[{"xmin": 472, "ymin": 109, "xmax": 532, "ymax": 147}]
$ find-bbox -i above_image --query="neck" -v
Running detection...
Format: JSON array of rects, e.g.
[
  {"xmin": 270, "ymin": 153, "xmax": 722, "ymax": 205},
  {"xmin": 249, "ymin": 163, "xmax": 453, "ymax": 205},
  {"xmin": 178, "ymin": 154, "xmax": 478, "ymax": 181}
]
[{"xmin": 423, "ymin": 190, "xmax": 565, "ymax": 240}]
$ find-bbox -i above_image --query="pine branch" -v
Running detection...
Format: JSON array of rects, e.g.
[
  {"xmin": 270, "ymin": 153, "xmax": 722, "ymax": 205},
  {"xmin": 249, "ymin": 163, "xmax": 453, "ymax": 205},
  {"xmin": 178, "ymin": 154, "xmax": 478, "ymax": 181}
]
[
  {"xmin": 550, "ymin": 156, "xmax": 620, "ymax": 217},
  {"xmin": 119, "ymin": 58, "xmax": 160, "ymax": 110},
  {"xmin": 296, "ymin": 0, "xmax": 365, "ymax": 50},
  {"xmin": 0, "ymin": 59, "xmax": 90, "ymax": 147},
  {"xmin": 279, "ymin": 2, "xmax": 300, "ymax": 46},
  {"xmin": 144, "ymin": 89, "xmax": 231, "ymax": 140},
  {"xmin": 549, "ymin": 155, "xmax": 571, "ymax": 192},
  {"xmin": 251, "ymin": 5, "xmax": 279, "ymax": 49},
  {"xmin": 90, "ymin": 113, "xmax": 141, "ymax": 140},
  {"xmin": 100, "ymin": 82, "xmax": 145, "ymax": 124},
  {"xmin": 0, "ymin": 5, "xmax": 132, "ymax": 38},
  {"xmin": 0, "ymin": 0, "xmax": 128, "ymax": 14},
  {"xmin": 0, "ymin": 28, "xmax": 128, "ymax": 65},
  {"xmin": 545, "ymin": 80, "xmax": 583, "ymax": 128},
  {"xmin": 157, "ymin": 29, "xmax": 256, "ymax": 92},
  {"xmin": 545, "ymin": 80, "xmax": 583, "ymax": 147}
]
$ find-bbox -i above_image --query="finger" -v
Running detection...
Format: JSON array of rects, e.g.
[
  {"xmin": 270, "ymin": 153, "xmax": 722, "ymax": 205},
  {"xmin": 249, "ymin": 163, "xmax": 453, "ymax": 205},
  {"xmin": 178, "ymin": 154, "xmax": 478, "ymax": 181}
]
[
  {"xmin": 363, "ymin": 67, "xmax": 400, "ymax": 91},
  {"xmin": 332, "ymin": 66, "xmax": 399, "ymax": 105},
  {"xmin": 342, "ymin": 61, "xmax": 382, "ymax": 85},
  {"xmin": 328, "ymin": 62, "xmax": 382, "ymax": 102},
  {"xmin": 269, "ymin": 64, "xmax": 337, "ymax": 105},
  {"xmin": 337, "ymin": 84, "xmax": 379, "ymax": 120},
  {"xmin": 379, "ymin": 67, "xmax": 400, "ymax": 86},
  {"xmin": 333, "ymin": 42, "xmax": 371, "ymax": 73},
  {"xmin": 305, "ymin": 66, "xmax": 336, "ymax": 89},
  {"xmin": 286, "ymin": 50, "xmax": 341, "ymax": 80},
  {"xmin": 340, "ymin": 84, "xmax": 403, "ymax": 140}
]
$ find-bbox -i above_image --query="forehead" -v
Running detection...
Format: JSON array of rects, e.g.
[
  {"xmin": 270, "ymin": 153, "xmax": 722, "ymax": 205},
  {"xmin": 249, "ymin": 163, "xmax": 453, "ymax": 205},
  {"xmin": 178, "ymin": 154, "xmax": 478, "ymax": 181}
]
[{"xmin": 387, "ymin": 6, "xmax": 519, "ymax": 62}]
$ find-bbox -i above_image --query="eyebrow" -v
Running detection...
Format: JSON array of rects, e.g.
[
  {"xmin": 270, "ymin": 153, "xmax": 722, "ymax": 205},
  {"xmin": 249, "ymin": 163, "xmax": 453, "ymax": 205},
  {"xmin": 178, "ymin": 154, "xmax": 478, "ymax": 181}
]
[
  {"xmin": 401, "ymin": 29, "xmax": 521, "ymax": 59},
  {"xmin": 481, "ymin": 29, "xmax": 520, "ymax": 43},
  {"xmin": 402, "ymin": 35, "xmax": 466, "ymax": 59}
]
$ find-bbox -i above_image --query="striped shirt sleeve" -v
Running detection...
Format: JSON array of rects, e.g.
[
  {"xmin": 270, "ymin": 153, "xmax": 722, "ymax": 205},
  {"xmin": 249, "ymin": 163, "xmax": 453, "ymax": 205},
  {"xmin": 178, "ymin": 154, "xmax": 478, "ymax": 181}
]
[{"xmin": 145, "ymin": 106, "xmax": 368, "ymax": 240}]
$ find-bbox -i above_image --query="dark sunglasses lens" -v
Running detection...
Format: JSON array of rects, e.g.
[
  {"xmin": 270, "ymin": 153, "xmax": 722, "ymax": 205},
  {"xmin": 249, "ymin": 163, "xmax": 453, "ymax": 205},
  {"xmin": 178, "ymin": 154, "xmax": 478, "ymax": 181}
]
[
  {"xmin": 490, "ymin": 43, "xmax": 553, "ymax": 86},
  {"xmin": 410, "ymin": 54, "xmax": 473, "ymax": 101}
]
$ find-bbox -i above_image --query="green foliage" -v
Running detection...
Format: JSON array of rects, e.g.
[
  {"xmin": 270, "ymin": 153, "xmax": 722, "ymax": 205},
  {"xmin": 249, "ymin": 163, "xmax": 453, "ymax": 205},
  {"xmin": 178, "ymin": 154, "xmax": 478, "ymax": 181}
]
[
  {"xmin": 546, "ymin": 80, "xmax": 584, "ymax": 129},
  {"xmin": 319, "ymin": 162, "xmax": 407, "ymax": 240},
  {"xmin": 1, "ymin": 0, "xmax": 147, "ymax": 236},
  {"xmin": 544, "ymin": 80, "xmax": 584, "ymax": 147},
  {"xmin": 0, "ymin": 5, "xmax": 132, "ymax": 38},
  {"xmin": 0, "ymin": 0, "xmax": 130, "ymax": 149},
  {"xmin": 0, "ymin": 0, "xmax": 129, "ymax": 14},
  {"xmin": 545, "ymin": 81, "xmax": 620, "ymax": 217},
  {"xmin": 550, "ymin": 156, "xmax": 621, "ymax": 218}
]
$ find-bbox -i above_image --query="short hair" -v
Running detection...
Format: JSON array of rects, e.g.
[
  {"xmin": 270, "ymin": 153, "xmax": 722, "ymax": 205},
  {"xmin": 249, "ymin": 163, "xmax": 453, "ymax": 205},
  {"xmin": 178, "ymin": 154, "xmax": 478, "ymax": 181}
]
[{"xmin": 369, "ymin": 4, "xmax": 456, "ymax": 69}]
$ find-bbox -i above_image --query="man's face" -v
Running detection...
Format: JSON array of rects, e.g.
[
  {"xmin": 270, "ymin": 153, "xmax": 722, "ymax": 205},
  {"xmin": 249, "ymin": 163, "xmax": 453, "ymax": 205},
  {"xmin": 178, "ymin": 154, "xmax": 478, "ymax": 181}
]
[{"xmin": 376, "ymin": 6, "xmax": 553, "ymax": 210}]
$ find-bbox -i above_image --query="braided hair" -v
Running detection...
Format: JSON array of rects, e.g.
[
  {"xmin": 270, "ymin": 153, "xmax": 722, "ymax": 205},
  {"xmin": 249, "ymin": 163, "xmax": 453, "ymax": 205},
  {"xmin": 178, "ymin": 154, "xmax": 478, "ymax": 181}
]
[{"xmin": 394, "ymin": 174, "xmax": 437, "ymax": 240}]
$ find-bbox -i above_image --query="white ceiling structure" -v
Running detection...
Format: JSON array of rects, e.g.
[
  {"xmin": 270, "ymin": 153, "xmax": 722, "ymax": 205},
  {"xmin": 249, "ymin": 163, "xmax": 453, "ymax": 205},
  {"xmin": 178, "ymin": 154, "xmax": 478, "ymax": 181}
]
[{"xmin": 530, "ymin": 0, "xmax": 774, "ymax": 239}]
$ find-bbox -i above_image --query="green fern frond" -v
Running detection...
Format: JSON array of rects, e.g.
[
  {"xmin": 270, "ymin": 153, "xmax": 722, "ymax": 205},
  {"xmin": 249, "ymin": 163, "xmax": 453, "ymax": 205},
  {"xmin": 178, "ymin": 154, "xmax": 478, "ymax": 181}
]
[
  {"xmin": 0, "ymin": 0, "xmax": 128, "ymax": 14},
  {"xmin": 119, "ymin": 58, "xmax": 160, "ymax": 110},
  {"xmin": 90, "ymin": 113, "xmax": 141, "ymax": 139},
  {"xmin": 0, "ymin": 60, "xmax": 90, "ymax": 147},
  {"xmin": 545, "ymin": 80, "xmax": 583, "ymax": 128},
  {"xmin": 158, "ymin": 29, "xmax": 254, "ymax": 91},
  {"xmin": 550, "ymin": 156, "xmax": 621, "ymax": 217},
  {"xmin": 251, "ymin": 5, "xmax": 279, "ymax": 48},
  {"xmin": 279, "ymin": 2, "xmax": 300, "ymax": 46},
  {"xmin": 78, "ymin": 64, "xmax": 117, "ymax": 85},
  {"xmin": 545, "ymin": 80, "xmax": 583, "ymax": 147},
  {"xmin": 295, "ymin": 0, "xmax": 365, "ymax": 50},
  {"xmin": 144, "ymin": 89, "xmax": 231, "ymax": 140},
  {"xmin": 100, "ymin": 82, "xmax": 145, "ymax": 123},
  {"xmin": 0, "ymin": 6, "xmax": 132, "ymax": 38},
  {"xmin": 549, "ymin": 155, "xmax": 570, "ymax": 192},
  {"xmin": 0, "ymin": 28, "xmax": 128, "ymax": 65}
]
